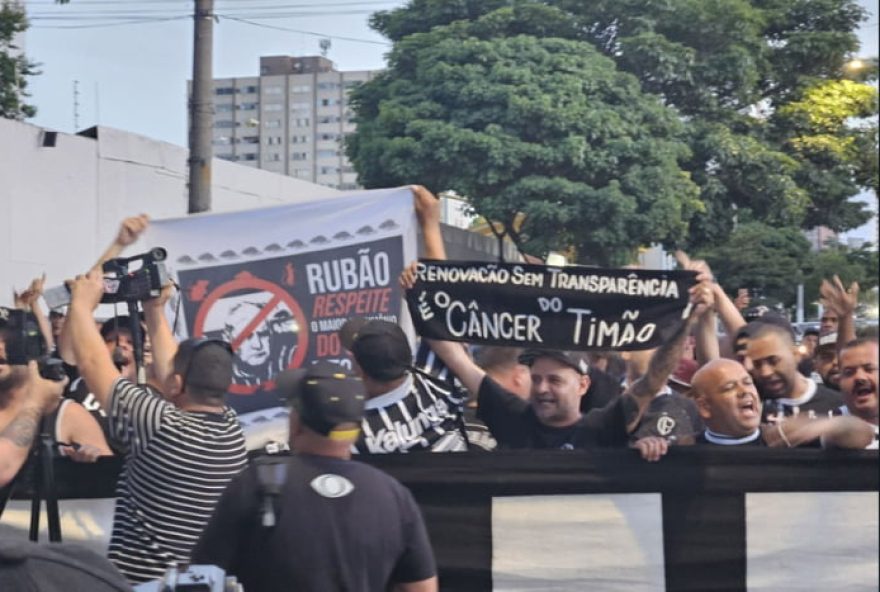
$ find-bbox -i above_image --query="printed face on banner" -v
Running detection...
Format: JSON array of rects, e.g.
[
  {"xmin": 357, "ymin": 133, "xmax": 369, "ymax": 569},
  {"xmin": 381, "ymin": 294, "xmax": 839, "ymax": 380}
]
[{"xmin": 177, "ymin": 237, "xmax": 404, "ymax": 414}]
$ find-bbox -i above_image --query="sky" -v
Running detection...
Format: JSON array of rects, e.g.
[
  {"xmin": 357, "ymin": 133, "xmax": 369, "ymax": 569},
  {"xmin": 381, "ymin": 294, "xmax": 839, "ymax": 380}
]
[{"xmin": 17, "ymin": 0, "xmax": 880, "ymax": 241}]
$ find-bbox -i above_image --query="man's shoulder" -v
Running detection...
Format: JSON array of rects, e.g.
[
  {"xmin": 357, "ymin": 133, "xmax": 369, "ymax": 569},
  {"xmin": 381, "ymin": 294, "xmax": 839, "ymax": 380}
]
[{"xmin": 813, "ymin": 383, "xmax": 843, "ymax": 402}]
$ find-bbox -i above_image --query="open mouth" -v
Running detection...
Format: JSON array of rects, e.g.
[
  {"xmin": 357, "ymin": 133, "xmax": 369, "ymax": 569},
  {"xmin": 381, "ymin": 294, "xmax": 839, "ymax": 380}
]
[
  {"xmin": 738, "ymin": 399, "xmax": 758, "ymax": 418},
  {"xmin": 852, "ymin": 385, "xmax": 876, "ymax": 402}
]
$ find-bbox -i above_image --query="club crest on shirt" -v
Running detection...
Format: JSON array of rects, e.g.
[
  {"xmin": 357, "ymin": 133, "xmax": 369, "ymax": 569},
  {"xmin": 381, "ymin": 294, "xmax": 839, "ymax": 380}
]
[{"xmin": 311, "ymin": 474, "xmax": 355, "ymax": 498}]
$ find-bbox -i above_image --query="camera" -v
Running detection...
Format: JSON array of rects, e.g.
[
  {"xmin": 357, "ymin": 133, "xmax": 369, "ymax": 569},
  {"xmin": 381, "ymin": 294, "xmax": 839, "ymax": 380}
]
[
  {"xmin": 0, "ymin": 307, "xmax": 65, "ymax": 381},
  {"xmin": 101, "ymin": 247, "xmax": 169, "ymax": 304},
  {"xmin": 133, "ymin": 564, "xmax": 243, "ymax": 592},
  {"xmin": 43, "ymin": 248, "xmax": 169, "ymax": 309}
]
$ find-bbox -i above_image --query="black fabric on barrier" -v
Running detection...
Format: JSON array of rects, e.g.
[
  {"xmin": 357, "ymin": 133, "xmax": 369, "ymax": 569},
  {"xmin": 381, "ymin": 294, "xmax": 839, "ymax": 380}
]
[
  {"xmin": 3, "ymin": 449, "xmax": 878, "ymax": 592},
  {"xmin": 662, "ymin": 493, "xmax": 746, "ymax": 592}
]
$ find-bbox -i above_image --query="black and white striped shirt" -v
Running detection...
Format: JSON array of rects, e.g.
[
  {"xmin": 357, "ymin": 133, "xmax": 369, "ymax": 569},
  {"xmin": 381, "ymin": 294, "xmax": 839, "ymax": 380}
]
[
  {"xmin": 355, "ymin": 343, "xmax": 468, "ymax": 453},
  {"xmin": 107, "ymin": 379, "xmax": 248, "ymax": 583}
]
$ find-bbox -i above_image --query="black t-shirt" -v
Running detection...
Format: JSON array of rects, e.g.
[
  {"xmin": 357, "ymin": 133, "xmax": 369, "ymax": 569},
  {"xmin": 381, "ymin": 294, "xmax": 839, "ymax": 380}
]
[
  {"xmin": 760, "ymin": 381, "xmax": 844, "ymax": 424},
  {"xmin": 191, "ymin": 454, "xmax": 436, "ymax": 592},
  {"xmin": 630, "ymin": 390, "xmax": 703, "ymax": 443},
  {"xmin": 580, "ymin": 367, "xmax": 622, "ymax": 413},
  {"xmin": 476, "ymin": 376, "xmax": 633, "ymax": 449}
]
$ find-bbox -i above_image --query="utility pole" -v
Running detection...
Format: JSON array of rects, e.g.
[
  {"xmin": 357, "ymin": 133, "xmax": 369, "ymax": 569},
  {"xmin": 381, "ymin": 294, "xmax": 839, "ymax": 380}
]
[{"xmin": 188, "ymin": 0, "xmax": 214, "ymax": 213}]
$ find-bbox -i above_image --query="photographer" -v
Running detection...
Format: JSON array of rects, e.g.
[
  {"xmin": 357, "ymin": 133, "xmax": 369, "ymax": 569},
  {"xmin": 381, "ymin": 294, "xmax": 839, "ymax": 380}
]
[
  {"xmin": 0, "ymin": 321, "xmax": 110, "ymax": 489},
  {"xmin": 64, "ymin": 269, "xmax": 247, "ymax": 584}
]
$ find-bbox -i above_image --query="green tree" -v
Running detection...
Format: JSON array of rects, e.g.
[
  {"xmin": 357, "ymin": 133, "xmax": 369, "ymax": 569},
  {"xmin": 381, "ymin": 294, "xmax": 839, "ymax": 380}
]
[
  {"xmin": 0, "ymin": 2, "xmax": 37, "ymax": 119},
  {"xmin": 698, "ymin": 221, "xmax": 813, "ymax": 307},
  {"xmin": 357, "ymin": 0, "xmax": 875, "ymax": 256},
  {"xmin": 348, "ymin": 6, "xmax": 701, "ymax": 265},
  {"xmin": 802, "ymin": 241, "xmax": 880, "ymax": 307}
]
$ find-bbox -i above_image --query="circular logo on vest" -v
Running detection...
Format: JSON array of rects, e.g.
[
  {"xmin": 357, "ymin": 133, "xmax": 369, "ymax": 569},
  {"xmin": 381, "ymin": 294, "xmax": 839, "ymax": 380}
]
[
  {"xmin": 310, "ymin": 474, "xmax": 355, "ymax": 498},
  {"xmin": 656, "ymin": 415, "xmax": 676, "ymax": 436}
]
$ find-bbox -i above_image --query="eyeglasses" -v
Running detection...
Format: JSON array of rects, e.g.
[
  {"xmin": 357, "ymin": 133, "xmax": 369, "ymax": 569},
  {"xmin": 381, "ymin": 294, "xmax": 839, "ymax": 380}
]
[{"xmin": 181, "ymin": 337, "xmax": 234, "ymax": 391}]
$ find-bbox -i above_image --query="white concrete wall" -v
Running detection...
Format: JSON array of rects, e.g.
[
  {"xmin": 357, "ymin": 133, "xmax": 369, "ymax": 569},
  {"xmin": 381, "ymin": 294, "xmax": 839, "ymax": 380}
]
[{"xmin": 0, "ymin": 119, "xmax": 341, "ymax": 305}]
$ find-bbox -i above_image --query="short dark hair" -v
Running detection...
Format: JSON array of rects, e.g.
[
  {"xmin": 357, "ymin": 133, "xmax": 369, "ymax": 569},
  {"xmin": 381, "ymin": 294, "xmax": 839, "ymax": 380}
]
[
  {"xmin": 748, "ymin": 320, "xmax": 796, "ymax": 347},
  {"xmin": 841, "ymin": 337, "xmax": 879, "ymax": 355},
  {"xmin": 173, "ymin": 338, "xmax": 234, "ymax": 404},
  {"xmin": 340, "ymin": 319, "xmax": 412, "ymax": 382},
  {"xmin": 473, "ymin": 346, "xmax": 524, "ymax": 372}
]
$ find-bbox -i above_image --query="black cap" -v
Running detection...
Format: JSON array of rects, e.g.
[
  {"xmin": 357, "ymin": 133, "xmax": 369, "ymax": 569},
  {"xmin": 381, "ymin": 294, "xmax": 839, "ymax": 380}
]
[
  {"xmin": 277, "ymin": 361, "xmax": 366, "ymax": 439},
  {"xmin": 518, "ymin": 349, "xmax": 589, "ymax": 375},
  {"xmin": 339, "ymin": 318, "xmax": 412, "ymax": 382}
]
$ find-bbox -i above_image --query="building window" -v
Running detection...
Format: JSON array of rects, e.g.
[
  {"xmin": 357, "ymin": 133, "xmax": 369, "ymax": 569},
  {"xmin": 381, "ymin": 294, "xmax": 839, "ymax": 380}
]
[
  {"xmin": 214, "ymin": 87, "xmax": 235, "ymax": 95},
  {"xmin": 291, "ymin": 84, "xmax": 311, "ymax": 93},
  {"xmin": 263, "ymin": 104, "xmax": 283, "ymax": 112},
  {"xmin": 293, "ymin": 118, "xmax": 311, "ymax": 127},
  {"xmin": 317, "ymin": 149, "xmax": 339, "ymax": 158},
  {"xmin": 242, "ymin": 85, "xmax": 258, "ymax": 94},
  {"xmin": 242, "ymin": 135, "xmax": 259, "ymax": 144},
  {"xmin": 213, "ymin": 120, "xmax": 237, "ymax": 128},
  {"xmin": 263, "ymin": 86, "xmax": 283, "ymax": 95},
  {"xmin": 216, "ymin": 103, "xmax": 234, "ymax": 112},
  {"xmin": 291, "ymin": 152, "xmax": 309, "ymax": 161},
  {"xmin": 238, "ymin": 102, "xmax": 258, "ymax": 111},
  {"xmin": 243, "ymin": 153, "xmax": 258, "ymax": 161},
  {"xmin": 264, "ymin": 119, "xmax": 282, "ymax": 129}
]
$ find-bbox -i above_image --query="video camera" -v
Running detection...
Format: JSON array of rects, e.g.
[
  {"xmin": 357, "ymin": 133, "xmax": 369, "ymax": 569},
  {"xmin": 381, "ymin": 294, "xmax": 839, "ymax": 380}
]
[
  {"xmin": 133, "ymin": 564, "xmax": 243, "ymax": 592},
  {"xmin": 43, "ymin": 248, "xmax": 169, "ymax": 309},
  {"xmin": 0, "ymin": 307, "xmax": 65, "ymax": 381}
]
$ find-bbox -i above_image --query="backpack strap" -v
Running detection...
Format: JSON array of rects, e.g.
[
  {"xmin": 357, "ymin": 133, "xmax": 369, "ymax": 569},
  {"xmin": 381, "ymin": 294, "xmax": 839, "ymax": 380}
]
[{"xmin": 253, "ymin": 455, "xmax": 289, "ymax": 528}]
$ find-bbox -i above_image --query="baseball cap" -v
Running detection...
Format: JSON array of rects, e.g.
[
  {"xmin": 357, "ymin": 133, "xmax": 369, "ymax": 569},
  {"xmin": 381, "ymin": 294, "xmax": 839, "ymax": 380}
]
[
  {"xmin": 276, "ymin": 361, "xmax": 366, "ymax": 440},
  {"xmin": 339, "ymin": 318, "xmax": 412, "ymax": 381},
  {"xmin": 518, "ymin": 349, "xmax": 589, "ymax": 375}
]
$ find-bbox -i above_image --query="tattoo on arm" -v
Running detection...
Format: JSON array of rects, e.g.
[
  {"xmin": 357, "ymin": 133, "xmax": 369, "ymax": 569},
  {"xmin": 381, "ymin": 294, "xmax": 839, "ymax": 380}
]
[{"xmin": 0, "ymin": 406, "xmax": 42, "ymax": 448}]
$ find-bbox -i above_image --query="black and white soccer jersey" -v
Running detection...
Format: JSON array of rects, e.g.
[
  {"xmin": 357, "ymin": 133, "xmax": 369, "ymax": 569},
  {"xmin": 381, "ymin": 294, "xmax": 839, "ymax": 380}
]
[{"xmin": 354, "ymin": 342, "xmax": 469, "ymax": 453}]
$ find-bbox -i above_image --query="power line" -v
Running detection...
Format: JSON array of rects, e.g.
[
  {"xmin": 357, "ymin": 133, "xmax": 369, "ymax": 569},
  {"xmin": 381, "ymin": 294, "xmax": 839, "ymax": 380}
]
[{"xmin": 221, "ymin": 15, "xmax": 390, "ymax": 45}]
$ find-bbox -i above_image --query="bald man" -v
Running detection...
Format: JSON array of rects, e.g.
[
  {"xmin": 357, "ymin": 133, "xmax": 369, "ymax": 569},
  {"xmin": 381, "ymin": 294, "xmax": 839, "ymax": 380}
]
[{"xmin": 690, "ymin": 359, "xmax": 873, "ymax": 448}]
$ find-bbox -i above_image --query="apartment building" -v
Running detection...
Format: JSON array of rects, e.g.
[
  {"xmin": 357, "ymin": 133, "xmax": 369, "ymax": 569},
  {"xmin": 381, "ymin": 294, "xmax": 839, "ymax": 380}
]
[{"xmin": 202, "ymin": 56, "xmax": 378, "ymax": 190}]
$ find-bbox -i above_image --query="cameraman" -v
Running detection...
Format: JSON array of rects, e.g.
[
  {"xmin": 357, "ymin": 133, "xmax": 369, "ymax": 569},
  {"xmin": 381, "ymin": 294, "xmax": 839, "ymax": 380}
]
[
  {"xmin": 0, "ymin": 323, "xmax": 110, "ymax": 488},
  {"xmin": 64, "ymin": 270, "xmax": 247, "ymax": 584}
]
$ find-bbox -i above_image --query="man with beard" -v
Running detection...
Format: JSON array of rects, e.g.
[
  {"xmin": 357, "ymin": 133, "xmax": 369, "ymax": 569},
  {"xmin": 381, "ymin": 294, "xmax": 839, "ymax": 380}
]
[
  {"xmin": 746, "ymin": 323, "xmax": 843, "ymax": 423},
  {"xmin": 0, "ymin": 318, "xmax": 111, "ymax": 488},
  {"xmin": 689, "ymin": 358, "xmax": 872, "ymax": 448},
  {"xmin": 837, "ymin": 339, "xmax": 879, "ymax": 449},
  {"xmin": 812, "ymin": 333, "xmax": 841, "ymax": 390}
]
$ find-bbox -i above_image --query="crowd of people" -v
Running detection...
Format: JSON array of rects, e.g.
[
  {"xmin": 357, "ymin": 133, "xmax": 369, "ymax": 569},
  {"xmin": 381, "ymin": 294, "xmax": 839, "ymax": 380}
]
[{"xmin": 0, "ymin": 185, "xmax": 877, "ymax": 590}]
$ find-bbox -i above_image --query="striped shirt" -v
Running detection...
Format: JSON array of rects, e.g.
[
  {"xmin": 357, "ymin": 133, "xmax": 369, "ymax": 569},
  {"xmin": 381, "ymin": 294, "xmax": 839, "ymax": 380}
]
[
  {"xmin": 107, "ymin": 379, "xmax": 248, "ymax": 583},
  {"xmin": 355, "ymin": 343, "xmax": 468, "ymax": 453}
]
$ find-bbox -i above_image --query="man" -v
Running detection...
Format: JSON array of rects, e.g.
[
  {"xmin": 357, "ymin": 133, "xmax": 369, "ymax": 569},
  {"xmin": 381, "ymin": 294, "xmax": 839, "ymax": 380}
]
[
  {"xmin": 820, "ymin": 310, "xmax": 839, "ymax": 337},
  {"xmin": 473, "ymin": 346, "xmax": 530, "ymax": 400},
  {"xmin": 690, "ymin": 358, "xmax": 873, "ymax": 448},
  {"xmin": 0, "ymin": 314, "xmax": 111, "ymax": 488},
  {"xmin": 621, "ymin": 346, "xmax": 703, "ymax": 443},
  {"xmin": 421, "ymin": 289, "xmax": 709, "ymax": 449},
  {"xmin": 192, "ymin": 361, "xmax": 438, "ymax": 592},
  {"xmin": 812, "ymin": 333, "xmax": 841, "ymax": 390},
  {"xmin": 64, "ymin": 270, "xmax": 247, "ymax": 583},
  {"xmin": 340, "ymin": 318, "xmax": 469, "ymax": 453},
  {"xmin": 746, "ymin": 323, "xmax": 843, "ymax": 423},
  {"xmin": 837, "ymin": 339, "xmax": 878, "ymax": 448}
]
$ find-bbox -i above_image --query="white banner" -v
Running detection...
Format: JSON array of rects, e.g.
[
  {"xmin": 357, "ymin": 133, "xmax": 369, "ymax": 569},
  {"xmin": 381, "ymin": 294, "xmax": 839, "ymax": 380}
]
[{"xmin": 139, "ymin": 187, "xmax": 418, "ymax": 434}]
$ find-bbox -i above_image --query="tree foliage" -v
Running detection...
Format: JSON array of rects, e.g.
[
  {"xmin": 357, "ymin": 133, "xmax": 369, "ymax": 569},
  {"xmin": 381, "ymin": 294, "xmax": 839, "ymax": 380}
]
[
  {"xmin": 0, "ymin": 2, "xmax": 37, "ymax": 120},
  {"xmin": 348, "ymin": 7, "xmax": 701, "ymax": 265},
  {"xmin": 351, "ymin": 0, "xmax": 876, "ymax": 261}
]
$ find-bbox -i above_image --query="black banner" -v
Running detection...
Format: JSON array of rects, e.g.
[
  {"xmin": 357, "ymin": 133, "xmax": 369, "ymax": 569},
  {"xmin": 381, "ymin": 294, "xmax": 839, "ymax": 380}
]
[
  {"xmin": 405, "ymin": 260, "xmax": 697, "ymax": 351},
  {"xmin": 176, "ymin": 237, "xmax": 404, "ymax": 414}
]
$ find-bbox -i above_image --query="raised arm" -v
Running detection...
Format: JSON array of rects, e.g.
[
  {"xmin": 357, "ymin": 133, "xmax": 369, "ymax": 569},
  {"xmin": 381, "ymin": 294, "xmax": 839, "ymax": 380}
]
[
  {"xmin": 13, "ymin": 275, "xmax": 53, "ymax": 353},
  {"xmin": 412, "ymin": 186, "xmax": 445, "ymax": 261},
  {"xmin": 65, "ymin": 270, "xmax": 119, "ymax": 410},
  {"xmin": 675, "ymin": 252, "xmax": 720, "ymax": 365},
  {"xmin": 820, "ymin": 275, "xmax": 858, "ymax": 349},
  {"xmin": 89, "ymin": 214, "xmax": 150, "ymax": 273},
  {"xmin": 0, "ymin": 362, "xmax": 68, "ymax": 487},
  {"xmin": 624, "ymin": 261, "xmax": 714, "ymax": 432},
  {"xmin": 142, "ymin": 283, "xmax": 177, "ymax": 388}
]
